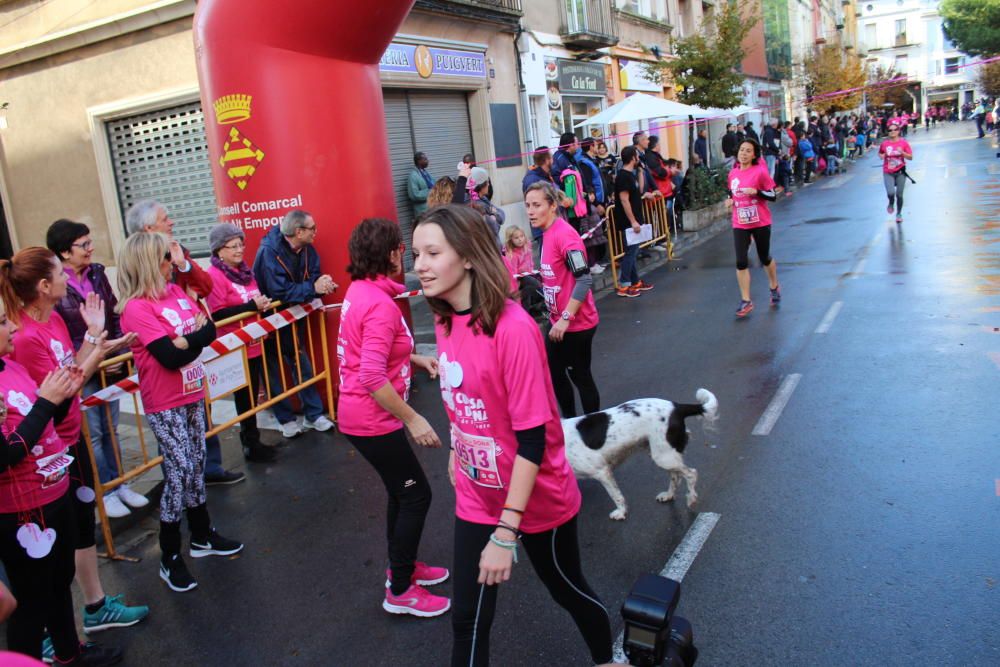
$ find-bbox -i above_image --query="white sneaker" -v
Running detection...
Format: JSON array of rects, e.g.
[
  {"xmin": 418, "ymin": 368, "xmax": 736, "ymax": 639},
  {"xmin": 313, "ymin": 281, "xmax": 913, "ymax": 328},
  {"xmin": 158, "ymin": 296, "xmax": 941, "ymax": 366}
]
[
  {"xmin": 589, "ymin": 264, "xmax": 605, "ymax": 274},
  {"xmin": 279, "ymin": 421, "xmax": 303, "ymax": 438},
  {"xmin": 117, "ymin": 484, "xmax": 149, "ymax": 509},
  {"xmin": 304, "ymin": 415, "xmax": 335, "ymax": 432},
  {"xmin": 103, "ymin": 492, "xmax": 131, "ymax": 519}
]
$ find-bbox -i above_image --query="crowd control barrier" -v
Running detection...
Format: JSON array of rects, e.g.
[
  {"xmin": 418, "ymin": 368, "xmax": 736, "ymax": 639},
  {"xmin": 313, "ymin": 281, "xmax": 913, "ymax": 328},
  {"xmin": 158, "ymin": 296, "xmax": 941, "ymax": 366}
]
[
  {"xmin": 605, "ymin": 196, "xmax": 675, "ymax": 290},
  {"xmin": 81, "ymin": 301, "xmax": 334, "ymax": 560}
]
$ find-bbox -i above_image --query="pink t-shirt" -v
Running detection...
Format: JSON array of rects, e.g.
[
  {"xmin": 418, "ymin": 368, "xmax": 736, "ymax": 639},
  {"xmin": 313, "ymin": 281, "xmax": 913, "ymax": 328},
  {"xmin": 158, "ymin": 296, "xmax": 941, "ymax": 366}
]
[
  {"xmin": 206, "ymin": 265, "xmax": 263, "ymax": 359},
  {"xmin": 435, "ymin": 302, "xmax": 581, "ymax": 534},
  {"xmin": 728, "ymin": 163, "xmax": 776, "ymax": 229},
  {"xmin": 879, "ymin": 138, "xmax": 911, "ymax": 173},
  {"xmin": 121, "ymin": 283, "xmax": 206, "ymax": 413},
  {"xmin": 336, "ymin": 276, "xmax": 414, "ymax": 437},
  {"xmin": 505, "ymin": 244, "xmax": 535, "ymax": 276},
  {"xmin": 539, "ymin": 218, "xmax": 599, "ymax": 332},
  {"xmin": 0, "ymin": 358, "xmax": 70, "ymax": 513},
  {"xmin": 12, "ymin": 311, "xmax": 81, "ymax": 446}
]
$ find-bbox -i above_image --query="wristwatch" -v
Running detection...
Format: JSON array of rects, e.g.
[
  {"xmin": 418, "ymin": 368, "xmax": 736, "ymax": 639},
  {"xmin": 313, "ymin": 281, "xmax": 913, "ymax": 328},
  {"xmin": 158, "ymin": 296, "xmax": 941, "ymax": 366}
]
[
  {"xmin": 84, "ymin": 332, "xmax": 101, "ymax": 345},
  {"xmin": 560, "ymin": 310, "xmax": 574, "ymax": 321}
]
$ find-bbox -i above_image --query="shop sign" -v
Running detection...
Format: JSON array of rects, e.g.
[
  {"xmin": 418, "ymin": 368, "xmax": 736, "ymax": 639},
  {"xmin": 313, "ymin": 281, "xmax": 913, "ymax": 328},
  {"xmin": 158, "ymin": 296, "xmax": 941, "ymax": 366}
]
[
  {"xmin": 558, "ymin": 59, "xmax": 606, "ymax": 95},
  {"xmin": 618, "ymin": 58, "xmax": 660, "ymax": 93},
  {"xmin": 379, "ymin": 42, "xmax": 486, "ymax": 79}
]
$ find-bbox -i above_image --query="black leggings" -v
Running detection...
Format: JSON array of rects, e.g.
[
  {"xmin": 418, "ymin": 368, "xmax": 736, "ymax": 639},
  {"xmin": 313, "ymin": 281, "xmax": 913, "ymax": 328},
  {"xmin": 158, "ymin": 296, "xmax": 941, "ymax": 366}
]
[
  {"xmin": 545, "ymin": 325, "xmax": 600, "ymax": 418},
  {"xmin": 69, "ymin": 435, "xmax": 96, "ymax": 549},
  {"xmin": 451, "ymin": 515, "xmax": 612, "ymax": 666},
  {"xmin": 0, "ymin": 493, "xmax": 79, "ymax": 661},
  {"xmin": 345, "ymin": 429, "xmax": 432, "ymax": 595},
  {"xmin": 733, "ymin": 226, "xmax": 773, "ymax": 271},
  {"xmin": 232, "ymin": 355, "xmax": 264, "ymax": 447}
]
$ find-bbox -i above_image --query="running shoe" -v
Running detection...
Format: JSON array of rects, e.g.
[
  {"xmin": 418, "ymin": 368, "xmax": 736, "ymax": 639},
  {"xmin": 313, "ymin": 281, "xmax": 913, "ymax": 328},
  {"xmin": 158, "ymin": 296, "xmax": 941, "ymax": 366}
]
[
  {"xmin": 190, "ymin": 530, "xmax": 244, "ymax": 558},
  {"xmin": 205, "ymin": 470, "xmax": 245, "ymax": 486},
  {"xmin": 102, "ymin": 491, "xmax": 130, "ymax": 519},
  {"xmin": 159, "ymin": 554, "xmax": 197, "ymax": 593},
  {"xmin": 895, "ymin": 215, "xmax": 903, "ymax": 224},
  {"xmin": 116, "ymin": 484, "xmax": 149, "ymax": 509},
  {"xmin": 886, "ymin": 204, "xmax": 894, "ymax": 214},
  {"xmin": 303, "ymin": 415, "xmax": 335, "ymax": 432},
  {"xmin": 279, "ymin": 420, "xmax": 303, "ymax": 438},
  {"xmin": 616, "ymin": 286, "xmax": 640, "ymax": 298},
  {"xmin": 770, "ymin": 285, "xmax": 781, "ymax": 306},
  {"xmin": 383, "ymin": 584, "xmax": 451, "ymax": 618},
  {"xmin": 64, "ymin": 641, "xmax": 124, "ymax": 666},
  {"xmin": 633, "ymin": 280, "xmax": 655, "ymax": 292},
  {"xmin": 735, "ymin": 300, "xmax": 754, "ymax": 318},
  {"xmin": 385, "ymin": 562, "xmax": 450, "ymax": 588},
  {"xmin": 83, "ymin": 594, "xmax": 149, "ymax": 634},
  {"xmin": 42, "ymin": 636, "xmax": 54, "ymax": 663}
]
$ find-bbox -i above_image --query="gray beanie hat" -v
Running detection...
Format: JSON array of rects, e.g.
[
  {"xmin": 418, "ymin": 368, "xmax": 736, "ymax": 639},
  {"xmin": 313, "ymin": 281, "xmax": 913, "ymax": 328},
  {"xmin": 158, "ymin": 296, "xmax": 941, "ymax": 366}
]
[
  {"xmin": 209, "ymin": 222, "xmax": 245, "ymax": 253},
  {"xmin": 469, "ymin": 166, "xmax": 490, "ymax": 189}
]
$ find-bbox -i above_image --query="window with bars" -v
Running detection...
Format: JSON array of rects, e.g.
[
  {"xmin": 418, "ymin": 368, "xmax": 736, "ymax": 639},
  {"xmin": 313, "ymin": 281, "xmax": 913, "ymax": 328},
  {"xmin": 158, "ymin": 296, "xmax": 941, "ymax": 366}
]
[{"xmin": 105, "ymin": 102, "xmax": 218, "ymax": 257}]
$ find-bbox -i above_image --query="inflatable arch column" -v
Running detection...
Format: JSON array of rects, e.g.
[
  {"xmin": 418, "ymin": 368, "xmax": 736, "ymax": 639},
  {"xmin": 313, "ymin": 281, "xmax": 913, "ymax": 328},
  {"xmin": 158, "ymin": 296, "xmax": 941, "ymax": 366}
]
[{"xmin": 193, "ymin": 0, "xmax": 417, "ymax": 405}]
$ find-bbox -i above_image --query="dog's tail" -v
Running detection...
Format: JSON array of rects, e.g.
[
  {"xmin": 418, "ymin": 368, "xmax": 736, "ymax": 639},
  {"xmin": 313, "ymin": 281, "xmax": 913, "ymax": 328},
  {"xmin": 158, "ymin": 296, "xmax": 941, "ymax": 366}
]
[{"xmin": 667, "ymin": 389, "xmax": 719, "ymax": 452}]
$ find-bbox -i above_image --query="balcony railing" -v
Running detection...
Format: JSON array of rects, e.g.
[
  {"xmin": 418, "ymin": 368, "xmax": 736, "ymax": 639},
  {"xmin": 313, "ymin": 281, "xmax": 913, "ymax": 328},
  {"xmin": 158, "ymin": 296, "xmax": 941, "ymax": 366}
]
[
  {"xmin": 414, "ymin": 0, "xmax": 522, "ymax": 29},
  {"xmin": 560, "ymin": 0, "xmax": 619, "ymax": 50}
]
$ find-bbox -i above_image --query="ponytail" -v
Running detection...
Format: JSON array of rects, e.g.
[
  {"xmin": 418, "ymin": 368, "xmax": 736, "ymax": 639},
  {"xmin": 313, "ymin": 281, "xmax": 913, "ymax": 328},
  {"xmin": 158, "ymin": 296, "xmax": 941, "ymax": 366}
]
[{"xmin": 0, "ymin": 248, "xmax": 59, "ymax": 325}]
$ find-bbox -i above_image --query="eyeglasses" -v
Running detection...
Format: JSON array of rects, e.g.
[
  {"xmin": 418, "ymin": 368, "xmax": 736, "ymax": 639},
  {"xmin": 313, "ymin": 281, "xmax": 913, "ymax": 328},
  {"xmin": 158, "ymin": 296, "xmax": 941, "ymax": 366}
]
[
  {"xmin": 301, "ymin": 224, "xmax": 317, "ymax": 232},
  {"xmin": 222, "ymin": 242, "xmax": 245, "ymax": 250},
  {"xmin": 72, "ymin": 241, "xmax": 94, "ymax": 250}
]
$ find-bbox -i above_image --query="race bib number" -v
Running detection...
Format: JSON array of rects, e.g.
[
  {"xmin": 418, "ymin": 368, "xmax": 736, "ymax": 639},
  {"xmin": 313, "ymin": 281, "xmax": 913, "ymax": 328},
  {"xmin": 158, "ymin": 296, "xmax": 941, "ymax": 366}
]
[
  {"xmin": 737, "ymin": 205, "xmax": 760, "ymax": 225},
  {"xmin": 542, "ymin": 285, "xmax": 560, "ymax": 314},
  {"xmin": 35, "ymin": 451, "xmax": 73, "ymax": 489},
  {"xmin": 452, "ymin": 426, "xmax": 503, "ymax": 489},
  {"xmin": 887, "ymin": 157, "xmax": 902, "ymax": 171},
  {"xmin": 180, "ymin": 361, "xmax": 206, "ymax": 395}
]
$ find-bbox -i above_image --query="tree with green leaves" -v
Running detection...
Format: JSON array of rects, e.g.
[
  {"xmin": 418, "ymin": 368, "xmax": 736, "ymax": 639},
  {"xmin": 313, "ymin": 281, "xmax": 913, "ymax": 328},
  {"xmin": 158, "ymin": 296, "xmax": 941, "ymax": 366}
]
[
  {"xmin": 866, "ymin": 65, "xmax": 912, "ymax": 111},
  {"xmin": 940, "ymin": 0, "xmax": 1000, "ymax": 57},
  {"xmin": 978, "ymin": 60, "xmax": 1000, "ymax": 97},
  {"xmin": 645, "ymin": 1, "xmax": 759, "ymax": 163}
]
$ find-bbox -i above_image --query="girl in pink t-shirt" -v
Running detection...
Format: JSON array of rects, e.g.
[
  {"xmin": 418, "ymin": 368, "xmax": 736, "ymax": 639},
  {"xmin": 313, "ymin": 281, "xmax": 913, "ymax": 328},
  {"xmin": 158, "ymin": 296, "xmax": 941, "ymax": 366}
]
[
  {"xmin": 878, "ymin": 123, "xmax": 913, "ymax": 223},
  {"xmin": 337, "ymin": 218, "xmax": 449, "ymax": 618},
  {"xmin": 413, "ymin": 205, "xmax": 612, "ymax": 666},
  {"xmin": 117, "ymin": 232, "xmax": 243, "ymax": 593},
  {"xmin": 205, "ymin": 223, "xmax": 277, "ymax": 464},
  {"xmin": 727, "ymin": 139, "xmax": 782, "ymax": 318},
  {"xmin": 525, "ymin": 182, "xmax": 601, "ymax": 418},
  {"xmin": 1, "ymin": 246, "xmax": 147, "ymax": 648},
  {"xmin": 502, "ymin": 226, "xmax": 544, "ymax": 316},
  {"xmin": 0, "ymin": 290, "xmax": 115, "ymax": 664}
]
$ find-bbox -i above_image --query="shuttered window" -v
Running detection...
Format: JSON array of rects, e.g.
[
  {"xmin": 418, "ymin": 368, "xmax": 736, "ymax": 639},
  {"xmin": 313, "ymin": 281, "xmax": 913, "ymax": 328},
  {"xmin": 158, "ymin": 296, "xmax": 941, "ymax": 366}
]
[
  {"xmin": 106, "ymin": 102, "xmax": 218, "ymax": 257},
  {"xmin": 383, "ymin": 90, "xmax": 473, "ymax": 270}
]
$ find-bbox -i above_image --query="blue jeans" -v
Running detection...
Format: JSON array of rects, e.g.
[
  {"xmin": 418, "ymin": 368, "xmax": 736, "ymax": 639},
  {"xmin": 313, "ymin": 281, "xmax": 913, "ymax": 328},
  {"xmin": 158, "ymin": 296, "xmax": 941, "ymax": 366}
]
[
  {"xmin": 825, "ymin": 157, "xmax": 838, "ymax": 175},
  {"xmin": 83, "ymin": 377, "xmax": 120, "ymax": 486},
  {"xmin": 619, "ymin": 243, "xmax": 639, "ymax": 286},
  {"xmin": 764, "ymin": 154, "xmax": 776, "ymax": 178},
  {"xmin": 264, "ymin": 321, "xmax": 325, "ymax": 424},
  {"xmin": 205, "ymin": 433, "xmax": 224, "ymax": 476}
]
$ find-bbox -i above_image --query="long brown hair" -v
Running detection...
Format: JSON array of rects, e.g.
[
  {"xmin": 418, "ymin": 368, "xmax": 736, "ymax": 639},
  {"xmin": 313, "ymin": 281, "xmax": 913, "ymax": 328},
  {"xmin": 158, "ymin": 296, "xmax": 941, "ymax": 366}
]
[
  {"xmin": 0, "ymin": 247, "xmax": 59, "ymax": 326},
  {"xmin": 414, "ymin": 205, "xmax": 512, "ymax": 337}
]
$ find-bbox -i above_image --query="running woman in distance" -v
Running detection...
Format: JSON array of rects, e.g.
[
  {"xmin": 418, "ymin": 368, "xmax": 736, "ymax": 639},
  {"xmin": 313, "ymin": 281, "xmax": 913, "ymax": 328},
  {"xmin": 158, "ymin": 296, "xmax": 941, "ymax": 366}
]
[
  {"xmin": 878, "ymin": 122, "xmax": 912, "ymax": 223},
  {"xmin": 726, "ymin": 139, "xmax": 781, "ymax": 318}
]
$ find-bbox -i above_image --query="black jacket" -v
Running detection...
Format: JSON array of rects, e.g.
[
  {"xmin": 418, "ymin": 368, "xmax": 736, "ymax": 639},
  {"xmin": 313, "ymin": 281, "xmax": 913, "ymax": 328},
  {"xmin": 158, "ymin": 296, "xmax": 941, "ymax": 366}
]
[
  {"xmin": 761, "ymin": 126, "xmax": 781, "ymax": 156},
  {"xmin": 721, "ymin": 132, "xmax": 739, "ymax": 158}
]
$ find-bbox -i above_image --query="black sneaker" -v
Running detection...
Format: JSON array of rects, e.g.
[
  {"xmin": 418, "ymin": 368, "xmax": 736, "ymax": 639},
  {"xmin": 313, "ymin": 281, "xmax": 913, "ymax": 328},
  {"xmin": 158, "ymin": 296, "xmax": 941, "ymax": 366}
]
[
  {"xmin": 64, "ymin": 641, "xmax": 123, "ymax": 666},
  {"xmin": 205, "ymin": 470, "xmax": 246, "ymax": 486},
  {"xmin": 159, "ymin": 554, "xmax": 197, "ymax": 593},
  {"xmin": 243, "ymin": 444, "xmax": 278, "ymax": 463},
  {"xmin": 190, "ymin": 530, "xmax": 244, "ymax": 558}
]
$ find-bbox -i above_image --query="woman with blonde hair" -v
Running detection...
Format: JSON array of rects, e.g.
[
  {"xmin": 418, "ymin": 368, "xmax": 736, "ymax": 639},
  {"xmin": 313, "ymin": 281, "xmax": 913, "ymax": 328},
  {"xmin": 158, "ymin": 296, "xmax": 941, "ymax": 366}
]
[
  {"xmin": 412, "ymin": 204, "xmax": 612, "ymax": 666},
  {"xmin": 117, "ymin": 232, "xmax": 243, "ymax": 593}
]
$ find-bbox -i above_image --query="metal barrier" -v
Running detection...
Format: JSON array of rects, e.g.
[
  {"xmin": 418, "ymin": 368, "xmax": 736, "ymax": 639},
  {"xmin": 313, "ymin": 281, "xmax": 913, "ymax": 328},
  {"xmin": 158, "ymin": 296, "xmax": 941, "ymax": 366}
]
[
  {"xmin": 82, "ymin": 302, "xmax": 335, "ymax": 560},
  {"xmin": 605, "ymin": 196, "xmax": 675, "ymax": 290}
]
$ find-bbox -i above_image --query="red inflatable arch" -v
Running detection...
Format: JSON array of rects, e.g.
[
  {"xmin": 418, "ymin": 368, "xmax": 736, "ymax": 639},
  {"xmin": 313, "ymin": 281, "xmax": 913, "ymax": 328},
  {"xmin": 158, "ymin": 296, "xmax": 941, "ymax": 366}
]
[{"xmin": 193, "ymin": 0, "xmax": 417, "ymax": 403}]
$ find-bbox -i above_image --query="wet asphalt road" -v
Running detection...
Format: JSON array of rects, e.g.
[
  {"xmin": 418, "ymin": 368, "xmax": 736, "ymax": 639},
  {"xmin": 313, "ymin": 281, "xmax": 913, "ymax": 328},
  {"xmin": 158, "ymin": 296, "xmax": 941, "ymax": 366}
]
[{"xmin": 4, "ymin": 122, "xmax": 998, "ymax": 666}]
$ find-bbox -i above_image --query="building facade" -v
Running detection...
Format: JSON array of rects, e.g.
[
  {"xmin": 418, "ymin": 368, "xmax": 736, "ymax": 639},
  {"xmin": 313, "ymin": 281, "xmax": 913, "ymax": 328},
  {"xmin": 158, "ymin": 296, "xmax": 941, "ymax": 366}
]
[
  {"xmin": 859, "ymin": 0, "xmax": 982, "ymax": 115},
  {"xmin": 0, "ymin": 0, "xmax": 526, "ymax": 267}
]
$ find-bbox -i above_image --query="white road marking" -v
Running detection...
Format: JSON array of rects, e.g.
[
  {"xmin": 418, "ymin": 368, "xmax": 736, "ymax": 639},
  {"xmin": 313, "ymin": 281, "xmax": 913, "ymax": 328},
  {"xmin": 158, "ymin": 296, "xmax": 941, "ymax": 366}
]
[
  {"xmin": 849, "ymin": 255, "xmax": 867, "ymax": 278},
  {"xmin": 943, "ymin": 165, "xmax": 949, "ymax": 179},
  {"xmin": 752, "ymin": 373, "xmax": 802, "ymax": 436},
  {"xmin": 611, "ymin": 512, "xmax": 722, "ymax": 663},
  {"xmin": 870, "ymin": 230, "xmax": 883, "ymax": 248},
  {"xmin": 815, "ymin": 301, "xmax": 843, "ymax": 334}
]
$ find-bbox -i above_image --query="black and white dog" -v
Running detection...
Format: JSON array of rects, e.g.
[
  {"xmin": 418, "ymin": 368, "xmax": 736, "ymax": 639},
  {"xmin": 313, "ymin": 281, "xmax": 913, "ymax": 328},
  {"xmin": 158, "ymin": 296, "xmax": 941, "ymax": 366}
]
[{"xmin": 562, "ymin": 390, "xmax": 718, "ymax": 520}]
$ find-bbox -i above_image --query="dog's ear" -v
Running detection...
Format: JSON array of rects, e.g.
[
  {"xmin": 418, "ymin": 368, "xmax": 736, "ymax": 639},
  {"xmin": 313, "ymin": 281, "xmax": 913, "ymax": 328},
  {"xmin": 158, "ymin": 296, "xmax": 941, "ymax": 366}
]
[{"xmin": 575, "ymin": 412, "xmax": 610, "ymax": 450}]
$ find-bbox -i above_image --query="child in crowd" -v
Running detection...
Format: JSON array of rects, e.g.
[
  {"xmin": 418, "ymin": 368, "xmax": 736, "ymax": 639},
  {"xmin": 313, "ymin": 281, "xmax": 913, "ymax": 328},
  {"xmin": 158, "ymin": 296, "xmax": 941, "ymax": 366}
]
[
  {"xmin": 823, "ymin": 139, "xmax": 840, "ymax": 175},
  {"xmin": 776, "ymin": 154, "xmax": 793, "ymax": 197},
  {"xmin": 503, "ymin": 226, "xmax": 544, "ymax": 316}
]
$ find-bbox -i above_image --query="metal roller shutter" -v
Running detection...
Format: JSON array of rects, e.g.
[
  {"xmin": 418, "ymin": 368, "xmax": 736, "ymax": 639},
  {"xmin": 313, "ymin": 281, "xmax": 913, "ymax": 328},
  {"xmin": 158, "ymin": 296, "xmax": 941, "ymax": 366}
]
[
  {"xmin": 383, "ymin": 90, "xmax": 473, "ymax": 270},
  {"xmin": 106, "ymin": 102, "xmax": 218, "ymax": 257}
]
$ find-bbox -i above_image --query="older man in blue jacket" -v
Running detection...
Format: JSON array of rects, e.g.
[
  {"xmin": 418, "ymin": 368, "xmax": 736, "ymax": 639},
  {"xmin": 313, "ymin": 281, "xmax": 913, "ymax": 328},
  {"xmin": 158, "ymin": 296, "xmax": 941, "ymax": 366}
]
[{"xmin": 254, "ymin": 210, "xmax": 338, "ymax": 438}]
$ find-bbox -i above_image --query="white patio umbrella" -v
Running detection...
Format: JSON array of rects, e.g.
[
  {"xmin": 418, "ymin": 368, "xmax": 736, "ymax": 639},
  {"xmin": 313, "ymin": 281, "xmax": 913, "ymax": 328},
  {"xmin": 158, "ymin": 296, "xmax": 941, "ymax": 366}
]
[
  {"xmin": 701, "ymin": 105, "xmax": 759, "ymax": 119},
  {"xmin": 574, "ymin": 93, "xmax": 708, "ymax": 127}
]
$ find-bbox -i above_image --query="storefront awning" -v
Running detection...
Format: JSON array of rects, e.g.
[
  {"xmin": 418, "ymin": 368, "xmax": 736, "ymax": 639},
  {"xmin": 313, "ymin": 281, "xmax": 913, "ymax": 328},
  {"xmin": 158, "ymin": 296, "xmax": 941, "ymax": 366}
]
[{"xmin": 574, "ymin": 92, "xmax": 708, "ymax": 127}]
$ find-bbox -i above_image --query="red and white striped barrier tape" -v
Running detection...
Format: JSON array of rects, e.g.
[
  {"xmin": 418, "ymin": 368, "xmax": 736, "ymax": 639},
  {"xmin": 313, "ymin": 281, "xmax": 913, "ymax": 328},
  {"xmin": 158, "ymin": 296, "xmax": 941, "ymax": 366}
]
[{"xmin": 81, "ymin": 299, "xmax": 324, "ymax": 410}]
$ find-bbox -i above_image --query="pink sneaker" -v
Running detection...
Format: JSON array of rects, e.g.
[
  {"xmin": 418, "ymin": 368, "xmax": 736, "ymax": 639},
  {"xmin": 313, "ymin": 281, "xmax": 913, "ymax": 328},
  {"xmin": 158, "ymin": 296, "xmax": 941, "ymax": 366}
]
[
  {"xmin": 385, "ymin": 561, "xmax": 450, "ymax": 587},
  {"xmin": 382, "ymin": 584, "xmax": 451, "ymax": 617}
]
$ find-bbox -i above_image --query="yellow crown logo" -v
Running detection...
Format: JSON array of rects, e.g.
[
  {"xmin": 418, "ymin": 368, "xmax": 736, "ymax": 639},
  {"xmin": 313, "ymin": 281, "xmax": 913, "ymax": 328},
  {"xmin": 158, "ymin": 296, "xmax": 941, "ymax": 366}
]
[{"xmin": 213, "ymin": 94, "xmax": 252, "ymax": 125}]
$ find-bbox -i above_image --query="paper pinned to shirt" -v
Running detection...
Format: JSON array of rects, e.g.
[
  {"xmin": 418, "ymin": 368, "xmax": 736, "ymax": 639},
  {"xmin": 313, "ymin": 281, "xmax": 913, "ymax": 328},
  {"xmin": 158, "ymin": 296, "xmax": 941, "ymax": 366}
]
[{"xmin": 625, "ymin": 223, "xmax": 653, "ymax": 246}]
